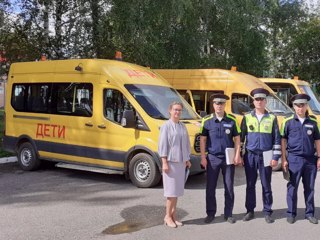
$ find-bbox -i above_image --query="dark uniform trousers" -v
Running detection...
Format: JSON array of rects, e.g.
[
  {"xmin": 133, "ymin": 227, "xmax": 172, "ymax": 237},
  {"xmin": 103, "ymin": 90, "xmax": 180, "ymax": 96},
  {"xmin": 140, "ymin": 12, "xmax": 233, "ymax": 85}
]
[
  {"xmin": 287, "ymin": 155, "xmax": 317, "ymax": 218},
  {"xmin": 206, "ymin": 154, "xmax": 235, "ymax": 218},
  {"xmin": 244, "ymin": 151, "xmax": 273, "ymax": 216}
]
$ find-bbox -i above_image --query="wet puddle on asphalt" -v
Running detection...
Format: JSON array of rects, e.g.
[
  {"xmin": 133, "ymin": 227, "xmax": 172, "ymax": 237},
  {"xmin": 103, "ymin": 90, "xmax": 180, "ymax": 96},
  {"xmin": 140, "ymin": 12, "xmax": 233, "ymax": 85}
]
[{"xmin": 102, "ymin": 205, "xmax": 187, "ymax": 235}]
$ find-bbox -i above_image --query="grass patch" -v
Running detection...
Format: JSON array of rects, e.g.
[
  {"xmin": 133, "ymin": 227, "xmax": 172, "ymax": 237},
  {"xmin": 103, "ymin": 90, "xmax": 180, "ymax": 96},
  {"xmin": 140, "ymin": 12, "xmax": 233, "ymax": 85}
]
[{"xmin": 0, "ymin": 108, "xmax": 15, "ymax": 158}]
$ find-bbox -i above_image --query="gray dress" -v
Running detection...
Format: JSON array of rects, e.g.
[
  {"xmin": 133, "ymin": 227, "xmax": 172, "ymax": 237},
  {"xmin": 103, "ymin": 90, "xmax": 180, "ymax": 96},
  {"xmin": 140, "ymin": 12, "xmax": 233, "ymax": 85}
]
[{"xmin": 158, "ymin": 119, "xmax": 191, "ymax": 197}]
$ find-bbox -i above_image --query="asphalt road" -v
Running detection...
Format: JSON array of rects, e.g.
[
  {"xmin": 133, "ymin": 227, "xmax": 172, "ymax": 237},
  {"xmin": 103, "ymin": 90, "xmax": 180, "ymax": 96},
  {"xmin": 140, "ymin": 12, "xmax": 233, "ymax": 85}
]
[{"xmin": 1, "ymin": 161, "xmax": 320, "ymax": 240}]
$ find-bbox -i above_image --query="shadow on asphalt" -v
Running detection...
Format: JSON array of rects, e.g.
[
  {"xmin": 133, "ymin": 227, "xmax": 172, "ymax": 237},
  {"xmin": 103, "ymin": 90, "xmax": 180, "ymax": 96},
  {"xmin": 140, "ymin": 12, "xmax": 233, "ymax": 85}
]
[
  {"xmin": 183, "ymin": 207, "xmax": 320, "ymax": 225},
  {"xmin": 0, "ymin": 162, "xmax": 247, "ymax": 191},
  {"xmin": 102, "ymin": 205, "xmax": 188, "ymax": 235},
  {"xmin": 185, "ymin": 165, "xmax": 247, "ymax": 190},
  {"xmin": 102, "ymin": 205, "xmax": 320, "ymax": 234},
  {"xmin": 0, "ymin": 162, "xmax": 141, "ymax": 206}
]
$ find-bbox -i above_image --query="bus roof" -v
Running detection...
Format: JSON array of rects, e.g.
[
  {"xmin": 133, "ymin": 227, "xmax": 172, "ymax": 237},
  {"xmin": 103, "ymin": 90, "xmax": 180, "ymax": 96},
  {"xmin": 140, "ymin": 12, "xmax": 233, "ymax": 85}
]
[
  {"xmin": 154, "ymin": 69, "xmax": 274, "ymax": 93},
  {"xmin": 9, "ymin": 59, "xmax": 171, "ymax": 87}
]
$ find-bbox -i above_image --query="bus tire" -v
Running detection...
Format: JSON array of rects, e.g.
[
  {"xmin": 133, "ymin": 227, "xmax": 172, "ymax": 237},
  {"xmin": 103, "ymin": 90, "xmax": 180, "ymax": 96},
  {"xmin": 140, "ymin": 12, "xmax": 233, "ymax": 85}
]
[
  {"xmin": 129, "ymin": 153, "xmax": 161, "ymax": 188},
  {"xmin": 17, "ymin": 142, "xmax": 40, "ymax": 171}
]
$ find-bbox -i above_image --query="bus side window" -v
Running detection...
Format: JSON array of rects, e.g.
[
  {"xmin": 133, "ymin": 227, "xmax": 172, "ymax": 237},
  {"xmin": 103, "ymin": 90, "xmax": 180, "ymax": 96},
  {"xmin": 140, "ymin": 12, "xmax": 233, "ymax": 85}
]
[
  {"xmin": 12, "ymin": 84, "xmax": 50, "ymax": 113},
  {"xmin": 104, "ymin": 89, "xmax": 134, "ymax": 124},
  {"xmin": 231, "ymin": 93, "xmax": 253, "ymax": 115},
  {"xmin": 12, "ymin": 85, "xmax": 26, "ymax": 111}
]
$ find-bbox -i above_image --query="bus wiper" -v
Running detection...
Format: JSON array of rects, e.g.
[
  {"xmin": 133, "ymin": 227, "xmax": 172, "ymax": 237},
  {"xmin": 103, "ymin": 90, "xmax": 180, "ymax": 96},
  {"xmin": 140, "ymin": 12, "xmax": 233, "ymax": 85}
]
[
  {"xmin": 268, "ymin": 110, "xmax": 285, "ymax": 115},
  {"xmin": 152, "ymin": 115, "xmax": 167, "ymax": 120},
  {"xmin": 181, "ymin": 118, "xmax": 199, "ymax": 120}
]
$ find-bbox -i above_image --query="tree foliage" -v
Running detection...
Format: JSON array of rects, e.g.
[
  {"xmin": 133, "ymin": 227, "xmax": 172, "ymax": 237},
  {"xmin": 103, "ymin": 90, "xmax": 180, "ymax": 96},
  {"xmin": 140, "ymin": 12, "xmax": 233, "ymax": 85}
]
[{"xmin": 0, "ymin": 0, "xmax": 319, "ymax": 82}]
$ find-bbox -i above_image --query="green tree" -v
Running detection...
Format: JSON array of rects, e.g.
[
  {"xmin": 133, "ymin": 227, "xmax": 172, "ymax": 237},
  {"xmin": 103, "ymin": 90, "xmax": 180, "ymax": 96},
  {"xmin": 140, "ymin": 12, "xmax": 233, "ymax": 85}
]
[
  {"xmin": 109, "ymin": 0, "xmax": 203, "ymax": 68},
  {"xmin": 263, "ymin": 0, "xmax": 308, "ymax": 77},
  {"xmin": 199, "ymin": 0, "xmax": 268, "ymax": 76},
  {"xmin": 288, "ymin": 17, "xmax": 320, "ymax": 82}
]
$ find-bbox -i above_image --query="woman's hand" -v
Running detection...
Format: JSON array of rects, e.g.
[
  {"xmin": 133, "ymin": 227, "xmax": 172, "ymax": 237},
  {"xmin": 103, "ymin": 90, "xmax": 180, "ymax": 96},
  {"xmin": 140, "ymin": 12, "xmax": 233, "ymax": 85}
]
[
  {"xmin": 162, "ymin": 162, "xmax": 169, "ymax": 173},
  {"xmin": 186, "ymin": 160, "xmax": 191, "ymax": 169}
]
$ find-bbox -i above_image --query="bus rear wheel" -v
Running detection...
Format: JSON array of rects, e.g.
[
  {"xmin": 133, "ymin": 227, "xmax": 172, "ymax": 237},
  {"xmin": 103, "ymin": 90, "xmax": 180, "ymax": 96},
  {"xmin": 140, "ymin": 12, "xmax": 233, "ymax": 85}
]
[
  {"xmin": 129, "ymin": 153, "xmax": 161, "ymax": 188},
  {"xmin": 17, "ymin": 142, "xmax": 40, "ymax": 171}
]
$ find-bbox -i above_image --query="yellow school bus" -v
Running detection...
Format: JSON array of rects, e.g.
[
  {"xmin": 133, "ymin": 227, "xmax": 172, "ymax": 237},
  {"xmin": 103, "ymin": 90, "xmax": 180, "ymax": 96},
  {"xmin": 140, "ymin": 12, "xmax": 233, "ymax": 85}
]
[
  {"xmin": 3, "ymin": 59, "xmax": 202, "ymax": 188},
  {"xmin": 154, "ymin": 68, "xmax": 294, "ymax": 171},
  {"xmin": 261, "ymin": 77, "xmax": 320, "ymax": 121},
  {"xmin": 154, "ymin": 69, "xmax": 293, "ymax": 124}
]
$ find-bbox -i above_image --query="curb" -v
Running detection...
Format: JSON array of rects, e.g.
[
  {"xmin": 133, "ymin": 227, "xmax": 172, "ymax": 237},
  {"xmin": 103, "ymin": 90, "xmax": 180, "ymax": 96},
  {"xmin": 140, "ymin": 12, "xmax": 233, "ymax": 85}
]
[{"xmin": 0, "ymin": 156, "xmax": 17, "ymax": 164}]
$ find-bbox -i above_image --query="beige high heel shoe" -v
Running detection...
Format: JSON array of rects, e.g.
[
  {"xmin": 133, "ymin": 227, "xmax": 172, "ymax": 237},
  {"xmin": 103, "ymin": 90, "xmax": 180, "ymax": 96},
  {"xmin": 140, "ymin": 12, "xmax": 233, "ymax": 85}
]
[
  {"xmin": 164, "ymin": 218, "xmax": 177, "ymax": 228},
  {"xmin": 174, "ymin": 220, "xmax": 183, "ymax": 226}
]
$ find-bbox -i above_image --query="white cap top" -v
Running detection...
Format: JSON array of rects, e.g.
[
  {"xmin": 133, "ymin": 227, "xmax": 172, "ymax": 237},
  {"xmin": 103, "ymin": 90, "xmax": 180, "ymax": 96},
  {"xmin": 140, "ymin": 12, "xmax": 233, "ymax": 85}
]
[
  {"xmin": 213, "ymin": 98, "xmax": 227, "ymax": 103},
  {"xmin": 253, "ymin": 93, "xmax": 267, "ymax": 99}
]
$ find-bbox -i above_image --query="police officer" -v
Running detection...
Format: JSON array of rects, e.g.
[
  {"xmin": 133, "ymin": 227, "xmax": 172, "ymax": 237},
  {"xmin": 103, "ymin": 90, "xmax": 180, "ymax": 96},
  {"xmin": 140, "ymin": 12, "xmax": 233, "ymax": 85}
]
[
  {"xmin": 281, "ymin": 94, "xmax": 320, "ymax": 224},
  {"xmin": 241, "ymin": 88, "xmax": 281, "ymax": 224},
  {"xmin": 200, "ymin": 94, "xmax": 241, "ymax": 224}
]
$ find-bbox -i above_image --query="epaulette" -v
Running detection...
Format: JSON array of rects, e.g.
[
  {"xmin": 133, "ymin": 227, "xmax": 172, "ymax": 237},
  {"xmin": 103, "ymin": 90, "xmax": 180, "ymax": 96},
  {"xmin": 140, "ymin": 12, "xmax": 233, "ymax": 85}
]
[
  {"xmin": 226, "ymin": 113, "xmax": 236, "ymax": 118},
  {"xmin": 284, "ymin": 114, "xmax": 295, "ymax": 119},
  {"xmin": 226, "ymin": 113, "xmax": 236, "ymax": 122},
  {"xmin": 309, "ymin": 115, "xmax": 317, "ymax": 120},
  {"xmin": 203, "ymin": 113, "xmax": 214, "ymax": 120}
]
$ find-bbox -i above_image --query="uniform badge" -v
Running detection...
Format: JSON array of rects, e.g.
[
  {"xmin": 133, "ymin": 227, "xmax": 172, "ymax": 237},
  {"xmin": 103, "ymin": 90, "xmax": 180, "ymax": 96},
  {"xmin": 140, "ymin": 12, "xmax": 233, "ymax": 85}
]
[
  {"xmin": 307, "ymin": 130, "xmax": 312, "ymax": 135},
  {"xmin": 264, "ymin": 126, "xmax": 269, "ymax": 131},
  {"xmin": 225, "ymin": 129, "xmax": 231, "ymax": 134}
]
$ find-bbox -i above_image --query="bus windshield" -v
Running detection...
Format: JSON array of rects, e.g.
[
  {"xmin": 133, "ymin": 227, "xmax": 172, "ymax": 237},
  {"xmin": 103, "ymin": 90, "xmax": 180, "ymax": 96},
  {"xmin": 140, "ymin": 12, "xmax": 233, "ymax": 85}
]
[
  {"xmin": 298, "ymin": 85, "xmax": 320, "ymax": 115},
  {"xmin": 125, "ymin": 84, "xmax": 200, "ymax": 120},
  {"xmin": 266, "ymin": 94, "xmax": 293, "ymax": 115}
]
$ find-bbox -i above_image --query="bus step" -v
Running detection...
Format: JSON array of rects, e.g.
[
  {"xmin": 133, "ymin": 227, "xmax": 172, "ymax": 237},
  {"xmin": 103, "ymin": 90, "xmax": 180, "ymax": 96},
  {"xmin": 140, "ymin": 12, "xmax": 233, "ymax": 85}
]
[{"xmin": 55, "ymin": 163, "xmax": 122, "ymax": 175}]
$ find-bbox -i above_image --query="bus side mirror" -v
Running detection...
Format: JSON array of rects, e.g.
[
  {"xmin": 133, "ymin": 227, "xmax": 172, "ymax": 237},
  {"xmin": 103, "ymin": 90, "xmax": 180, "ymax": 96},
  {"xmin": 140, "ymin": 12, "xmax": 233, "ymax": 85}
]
[
  {"xmin": 200, "ymin": 111, "xmax": 207, "ymax": 118},
  {"xmin": 121, "ymin": 110, "xmax": 136, "ymax": 128}
]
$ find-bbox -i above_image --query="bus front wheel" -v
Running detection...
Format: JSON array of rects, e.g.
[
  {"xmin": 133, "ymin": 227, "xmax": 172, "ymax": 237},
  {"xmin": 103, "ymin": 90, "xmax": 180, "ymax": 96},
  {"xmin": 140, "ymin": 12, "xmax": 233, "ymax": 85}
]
[
  {"xmin": 129, "ymin": 153, "xmax": 161, "ymax": 188},
  {"xmin": 17, "ymin": 142, "xmax": 40, "ymax": 171}
]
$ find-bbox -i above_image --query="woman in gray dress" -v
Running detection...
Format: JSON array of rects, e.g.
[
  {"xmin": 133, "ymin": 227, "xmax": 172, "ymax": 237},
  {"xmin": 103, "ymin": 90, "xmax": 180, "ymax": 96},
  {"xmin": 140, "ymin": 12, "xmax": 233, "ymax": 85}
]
[{"xmin": 158, "ymin": 101, "xmax": 192, "ymax": 228}]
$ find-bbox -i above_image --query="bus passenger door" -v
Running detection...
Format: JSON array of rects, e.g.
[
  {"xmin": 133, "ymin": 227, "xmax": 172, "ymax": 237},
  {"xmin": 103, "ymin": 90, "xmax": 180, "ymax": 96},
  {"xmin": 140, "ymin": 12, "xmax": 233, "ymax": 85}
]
[{"xmin": 97, "ymin": 88, "xmax": 137, "ymax": 169}]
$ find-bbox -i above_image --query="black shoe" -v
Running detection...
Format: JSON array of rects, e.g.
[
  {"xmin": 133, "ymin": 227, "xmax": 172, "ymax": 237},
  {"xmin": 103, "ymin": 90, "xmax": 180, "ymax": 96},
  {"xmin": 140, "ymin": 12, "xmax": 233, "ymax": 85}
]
[
  {"xmin": 264, "ymin": 215, "xmax": 274, "ymax": 224},
  {"xmin": 306, "ymin": 216, "xmax": 318, "ymax": 224},
  {"xmin": 287, "ymin": 216, "xmax": 295, "ymax": 224},
  {"xmin": 224, "ymin": 216, "xmax": 236, "ymax": 224},
  {"xmin": 204, "ymin": 215, "xmax": 215, "ymax": 223},
  {"xmin": 243, "ymin": 212, "xmax": 254, "ymax": 221}
]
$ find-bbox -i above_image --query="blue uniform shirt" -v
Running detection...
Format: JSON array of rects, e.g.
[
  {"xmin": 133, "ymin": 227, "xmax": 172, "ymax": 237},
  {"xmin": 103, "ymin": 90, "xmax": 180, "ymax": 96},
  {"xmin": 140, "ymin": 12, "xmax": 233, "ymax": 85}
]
[
  {"xmin": 281, "ymin": 114, "xmax": 320, "ymax": 159},
  {"xmin": 200, "ymin": 113, "xmax": 241, "ymax": 156},
  {"xmin": 241, "ymin": 110, "xmax": 281, "ymax": 160}
]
